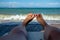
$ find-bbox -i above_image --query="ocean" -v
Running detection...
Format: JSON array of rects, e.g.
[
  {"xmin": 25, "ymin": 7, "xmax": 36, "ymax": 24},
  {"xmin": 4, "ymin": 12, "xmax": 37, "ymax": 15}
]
[
  {"xmin": 0, "ymin": 8, "xmax": 60, "ymax": 37},
  {"xmin": 0, "ymin": 8, "xmax": 60, "ymax": 15}
]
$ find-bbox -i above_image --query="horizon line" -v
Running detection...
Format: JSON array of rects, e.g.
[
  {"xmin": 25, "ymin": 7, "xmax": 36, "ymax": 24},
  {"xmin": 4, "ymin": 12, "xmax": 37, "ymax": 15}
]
[{"xmin": 0, "ymin": 7, "xmax": 60, "ymax": 8}]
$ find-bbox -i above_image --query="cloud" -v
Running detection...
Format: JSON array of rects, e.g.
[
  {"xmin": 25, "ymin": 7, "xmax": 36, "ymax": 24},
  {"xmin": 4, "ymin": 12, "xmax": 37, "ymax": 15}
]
[
  {"xmin": 0, "ymin": 2, "xmax": 60, "ymax": 8},
  {"xmin": 0, "ymin": 2, "xmax": 18, "ymax": 7},
  {"xmin": 35, "ymin": 2, "xmax": 60, "ymax": 7},
  {"xmin": 48, "ymin": 3, "xmax": 60, "ymax": 5},
  {"xmin": 45, "ymin": 2, "xmax": 60, "ymax": 7}
]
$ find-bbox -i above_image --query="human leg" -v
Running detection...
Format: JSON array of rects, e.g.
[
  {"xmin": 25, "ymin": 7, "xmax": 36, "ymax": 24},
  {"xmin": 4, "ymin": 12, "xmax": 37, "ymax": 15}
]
[{"xmin": 0, "ymin": 13, "xmax": 35, "ymax": 40}]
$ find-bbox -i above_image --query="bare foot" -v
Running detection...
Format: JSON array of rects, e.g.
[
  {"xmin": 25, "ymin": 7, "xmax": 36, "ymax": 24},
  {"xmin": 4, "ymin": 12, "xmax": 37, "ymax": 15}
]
[
  {"xmin": 22, "ymin": 13, "xmax": 35, "ymax": 26},
  {"xmin": 36, "ymin": 14, "xmax": 47, "ymax": 27}
]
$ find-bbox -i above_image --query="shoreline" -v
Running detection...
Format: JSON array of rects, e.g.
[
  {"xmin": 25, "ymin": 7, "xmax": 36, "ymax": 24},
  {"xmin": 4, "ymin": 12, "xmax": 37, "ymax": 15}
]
[{"xmin": 0, "ymin": 20, "xmax": 60, "ymax": 24}]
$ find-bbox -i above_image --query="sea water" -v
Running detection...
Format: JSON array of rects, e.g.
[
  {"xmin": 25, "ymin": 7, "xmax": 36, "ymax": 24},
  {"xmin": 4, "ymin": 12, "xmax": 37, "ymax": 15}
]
[{"xmin": 0, "ymin": 8, "xmax": 60, "ymax": 15}]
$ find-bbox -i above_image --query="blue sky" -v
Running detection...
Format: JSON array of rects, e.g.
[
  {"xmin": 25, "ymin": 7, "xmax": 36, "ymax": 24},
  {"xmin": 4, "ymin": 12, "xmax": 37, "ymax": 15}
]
[{"xmin": 0, "ymin": 0, "xmax": 60, "ymax": 8}]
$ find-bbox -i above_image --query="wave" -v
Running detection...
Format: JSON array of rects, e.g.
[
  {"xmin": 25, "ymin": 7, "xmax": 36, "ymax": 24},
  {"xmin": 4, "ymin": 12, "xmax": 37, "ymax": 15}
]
[{"xmin": 0, "ymin": 14, "xmax": 60, "ymax": 21}]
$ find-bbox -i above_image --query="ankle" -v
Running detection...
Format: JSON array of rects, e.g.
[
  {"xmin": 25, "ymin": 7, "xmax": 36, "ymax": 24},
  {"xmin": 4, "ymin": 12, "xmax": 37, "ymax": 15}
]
[
  {"xmin": 39, "ymin": 20, "xmax": 48, "ymax": 27},
  {"xmin": 41, "ymin": 22, "xmax": 48, "ymax": 27}
]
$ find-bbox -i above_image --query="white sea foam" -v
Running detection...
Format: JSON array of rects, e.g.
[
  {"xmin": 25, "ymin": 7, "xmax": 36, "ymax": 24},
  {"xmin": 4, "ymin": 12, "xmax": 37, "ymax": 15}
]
[{"xmin": 0, "ymin": 14, "xmax": 60, "ymax": 21}]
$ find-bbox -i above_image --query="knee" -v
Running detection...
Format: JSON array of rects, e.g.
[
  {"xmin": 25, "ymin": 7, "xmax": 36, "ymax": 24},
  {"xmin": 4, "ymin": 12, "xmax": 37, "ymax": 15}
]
[{"xmin": 11, "ymin": 28, "xmax": 23, "ymax": 34}]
